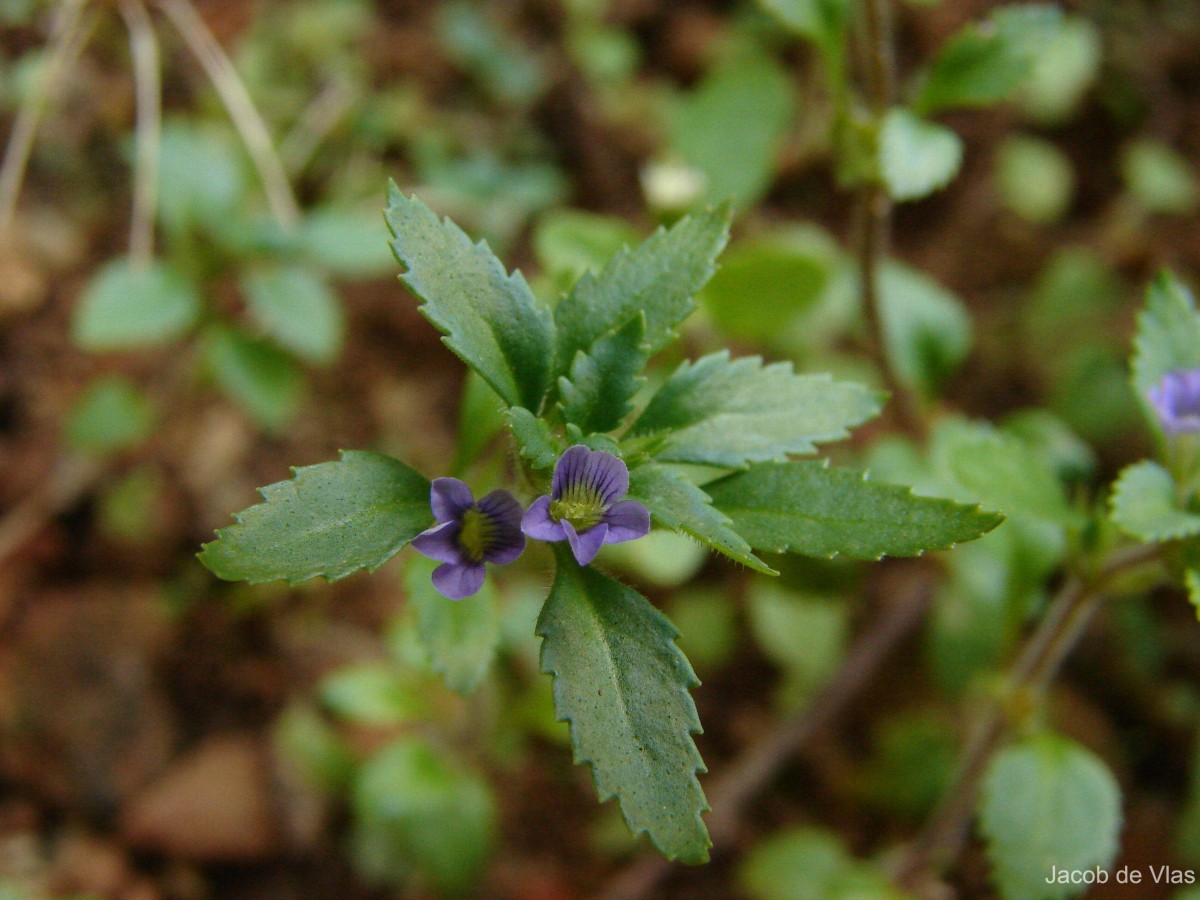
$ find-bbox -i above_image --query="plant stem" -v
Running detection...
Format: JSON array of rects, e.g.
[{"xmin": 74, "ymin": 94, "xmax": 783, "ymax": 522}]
[
  {"xmin": 0, "ymin": 0, "xmax": 89, "ymax": 239},
  {"xmin": 118, "ymin": 0, "xmax": 161, "ymax": 268},
  {"xmin": 155, "ymin": 0, "xmax": 300, "ymax": 230},
  {"xmin": 854, "ymin": 0, "xmax": 925, "ymax": 437},
  {"xmin": 893, "ymin": 541, "xmax": 1163, "ymax": 889},
  {"xmin": 598, "ymin": 566, "xmax": 933, "ymax": 900}
]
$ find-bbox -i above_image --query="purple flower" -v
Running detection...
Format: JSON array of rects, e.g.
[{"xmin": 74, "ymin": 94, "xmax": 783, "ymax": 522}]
[
  {"xmin": 412, "ymin": 478, "xmax": 525, "ymax": 599},
  {"xmin": 1149, "ymin": 369, "xmax": 1200, "ymax": 435},
  {"xmin": 522, "ymin": 445, "xmax": 651, "ymax": 566}
]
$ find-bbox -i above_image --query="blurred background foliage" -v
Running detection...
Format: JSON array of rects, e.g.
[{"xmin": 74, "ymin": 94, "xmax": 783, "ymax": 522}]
[{"xmin": 0, "ymin": 0, "xmax": 1199, "ymax": 897}]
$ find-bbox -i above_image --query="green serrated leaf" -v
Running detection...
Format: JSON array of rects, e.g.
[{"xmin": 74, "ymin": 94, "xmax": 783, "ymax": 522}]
[
  {"xmin": 538, "ymin": 546, "xmax": 710, "ymax": 863},
  {"xmin": 879, "ymin": 108, "xmax": 964, "ymax": 202},
  {"xmin": 979, "ymin": 732, "xmax": 1122, "ymax": 900},
  {"xmin": 1109, "ymin": 460, "xmax": 1200, "ymax": 542},
  {"xmin": 65, "ymin": 377, "xmax": 155, "ymax": 454},
  {"xmin": 73, "ymin": 258, "xmax": 201, "ymax": 351},
  {"xmin": 202, "ymin": 326, "xmax": 305, "ymax": 433},
  {"xmin": 739, "ymin": 826, "xmax": 908, "ymax": 900},
  {"xmin": 353, "ymin": 737, "xmax": 495, "ymax": 894},
  {"xmin": 947, "ymin": 430, "xmax": 1081, "ymax": 528},
  {"xmin": 241, "ymin": 266, "xmax": 345, "ymax": 364},
  {"xmin": 668, "ymin": 50, "xmax": 795, "ymax": 207},
  {"xmin": 506, "ymin": 406, "xmax": 563, "ymax": 470},
  {"xmin": 628, "ymin": 464, "xmax": 777, "ymax": 575},
  {"xmin": 554, "ymin": 205, "xmax": 730, "ymax": 376},
  {"xmin": 1131, "ymin": 271, "xmax": 1200, "ymax": 433},
  {"xmin": 629, "ymin": 351, "xmax": 881, "ymax": 467},
  {"xmin": 915, "ymin": 5, "xmax": 1063, "ymax": 115},
  {"xmin": 385, "ymin": 184, "xmax": 554, "ymax": 410},
  {"xmin": 559, "ymin": 313, "xmax": 648, "ymax": 434},
  {"xmin": 199, "ymin": 450, "xmax": 431, "ymax": 584},
  {"xmin": 706, "ymin": 461, "xmax": 1003, "ymax": 559},
  {"xmin": 299, "ymin": 208, "xmax": 398, "ymax": 278},
  {"xmin": 405, "ymin": 556, "xmax": 500, "ymax": 695}
]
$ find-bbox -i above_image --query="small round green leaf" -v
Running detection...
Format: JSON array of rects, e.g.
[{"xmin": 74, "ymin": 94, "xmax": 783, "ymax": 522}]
[{"xmin": 73, "ymin": 259, "xmax": 201, "ymax": 351}]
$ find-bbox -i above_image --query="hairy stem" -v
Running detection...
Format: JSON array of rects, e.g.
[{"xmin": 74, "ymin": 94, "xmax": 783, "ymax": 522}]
[
  {"xmin": 0, "ymin": 0, "xmax": 89, "ymax": 238},
  {"xmin": 118, "ymin": 0, "xmax": 161, "ymax": 267},
  {"xmin": 598, "ymin": 566, "xmax": 933, "ymax": 900},
  {"xmin": 893, "ymin": 541, "xmax": 1163, "ymax": 889},
  {"xmin": 155, "ymin": 0, "xmax": 300, "ymax": 229}
]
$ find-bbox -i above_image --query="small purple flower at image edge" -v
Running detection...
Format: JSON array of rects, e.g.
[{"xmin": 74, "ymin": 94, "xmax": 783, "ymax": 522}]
[
  {"xmin": 412, "ymin": 478, "xmax": 526, "ymax": 599},
  {"xmin": 522, "ymin": 445, "xmax": 651, "ymax": 566},
  {"xmin": 1149, "ymin": 368, "xmax": 1200, "ymax": 435}
]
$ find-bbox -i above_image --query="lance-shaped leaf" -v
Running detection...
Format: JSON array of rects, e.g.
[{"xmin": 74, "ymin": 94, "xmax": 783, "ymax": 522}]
[
  {"xmin": 199, "ymin": 451, "xmax": 431, "ymax": 584},
  {"xmin": 628, "ymin": 464, "xmax": 776, "ymax": 575},
  {"xmin": 706, "ymin": 461, "xmax": 1003, "ymax": 559},
  {"xmin": 553, "ymin": 206, "xmax": 730, "ymax": 376},
  {"xmin": 1131, "ymin": 271, "xmax": 1200, "ymax": 434},
  {"xmin": 558, "ymin": 314, "xmax": 649, "ymax": 434},
  {"xmin": 1109, "ymin": 460, "xmax": 1200, "ymax": 542},
  {"xmin": 628, "ymin": 351, "xmax": 882, "ymax": 468},
  {"xmin": 538, "ymin": 547, "xmax": 711, "ymax": 863},
  {"xmin": 506, "ymin": 406, "xmax": 563, "ymax": 470},
  {"xmin": 385, "ymin": 184, "xmax": 554, "ymax": 410}
]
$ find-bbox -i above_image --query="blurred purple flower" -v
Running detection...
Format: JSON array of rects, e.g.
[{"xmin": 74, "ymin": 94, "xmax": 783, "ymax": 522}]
[
  {"xmin": 522, "ymin": 445, "xmax": 651, "ymax": 566},
  {"xmin": 412, "ymin": 478, "xmax": 525, "ymax": 599},
  {"xmin": 1149, "ymin": 369, "xmax": 1200, "ymax": 435}
]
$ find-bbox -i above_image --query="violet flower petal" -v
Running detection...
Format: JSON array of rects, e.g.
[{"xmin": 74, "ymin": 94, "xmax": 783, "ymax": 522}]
[
  {"xmin": 430, "ymin": 477, "xmax": 475, "ymax": 523},
  {"xmin": 602, "ymin": 499, "xmax": 651, "ymax": 544},
  {"xmin": 563, "ymin": 520, "xmax": 608, "ymax": 566},
  {"xmin": 432, "ymin": 561, "xmax": 486, "ymax": 600},
  {"xmin": 551, "ymin": 445, "xmax": 593, "ymax": 499},
  {"xmin": 476, "ymin": 489, "xmax": 524, "ymax": 532},
  {"xmin": 521, "ymin": 495, "xmax": 566, "ymax": 541},
  {"xmin": 412, "ymin": 520, "xmax": 465, "ymax": 564},
  {"xmin": 1151, "ymin": 369, "xmax": 1200, "ymax": 435}
]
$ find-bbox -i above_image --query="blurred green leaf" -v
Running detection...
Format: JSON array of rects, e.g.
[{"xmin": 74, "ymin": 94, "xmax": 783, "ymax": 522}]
[
  {"xmin": 353, "ymin": 737, "xmax": 495, "ymax": 893},
  {"xmin": 629, "ymin": 351, "xmax": 882, "ymax": 467},
  {"xmin": 97, "ymin": 466, "xmax": 162, "ymax": 542},
  {"xmin": 455, "ymin": 371, "xmax": 507, "ymax": 472},
  {"xmin": 554, "ymin": 204, "xmax": 730, "ymax": 377},
  {"xmin": 386, "ymin": 185, "xmax": 554, "ymax": 410},
  {"xmin": 739, "ymin": 826, "xmax": 907, "ymax": 900},
  {"xmin": 533, "ymin": 209, "xmax": 638, "ymax": 288},
  {"xmin": 707, "ymin": 461, "xmax": 1004, "ymax": 559},
  {"xmin": 202, "ymin": 326, "xmax": 305, "ymax": 432},
  {"xmin": 1132, "ymin": 271, "xmax": 1200, "ymax": 436},
  {"xmin": 242, "ymin": 266, "xmax": 344, "ymax": 364},
  {"xmin": 996, "ymin": 135, "xmax": 1075, "ymax": 224},
  {"xmin": 436, "ymin": 1, "xmax": 545, "ymax": 105},
  {"xmin": 319, "ymin": 662, "xmax": 426, "ymax": 725},
  {"xmin": 860, "ymin": 712, "xmax": 959, "ymax": 819},
  {"xmin": 667, "ymin": 590, "xmax": 737, "ymax": 672},
  {"xmin": 979, "ymin": 732, "xmax": 1121, "ymax": 900},
  {"xmin": 668, "ymin": 51, "xmax": 794, "ymax": 207},
  {"xmin": 73, "ymin": 259, "xmax": 201, "ymax": 351},
  {"xmin": 1109, "ymin": 460, "xmax": 1200, "ymax": 542},
  {"xmin": 157, "ymin": 121, "xmax": 246, "ymax": 234},
  {"xmin": 699, "ymin": 229, "xmax": 834, "ymax": 341},
  {"xmin": 879, "ymin": 108, "xmax": 964, "ymax": 202},
  {"xmin": 602, "ymin": 530, "xmax": 708, "ymax": 589},
  {"xmin": 1187, "ymin": 569, "xmax": 1200, "ymax": 621},
  {"xmin": 539, "ymin": 547, "xmax": 710, "ymax": 863},
  {"xmin": 628, "ymin": 464, "xmax": 776, "ymax": 575},
  {"xmin": 273, "ymin": 701, "xmax": 355, "ymax": 793},
  {"xmin": 199, "ymin": 450, "xmax": 431, "ymax": 584},
  {"xmin": 915, "ymin": 5, "xmax": 1063, "ymax": 115},
  {"xmin": 879, "ymin": 262, "xmax": 972, "ymax": 397},
  {"xmin": 559, "ymin": 313, "xmax": 648, "ymax": 434},
  {"xmin": 757, "ymin": 0, "xmax": 852, "ymax": 55},
  {"xmin": 1018, "ymin": 16, "xmax": 1102, "ymax": 124},
  {"xmin": 748, "ymin": 585, "xmax": 846, "ymax": 709},
  {"xmin": 1001, "ymin": 410, "xmax": 1096, "ymax": 484},
  {"xmin": 299, "ymin": 209, "xmax": 397, "ymax": 278},
  {"xmin": 405, "ymin": 556, "xmax": 501, "ymax": 695},
  {"xmin": 1123, "ymin": 139, "xmax": 1199, "ymax": 215},
  {"xmin": 65, "ymin": 377, "xmax": 155, "ymax": 454},
  {"xmin": 947, "ymin": 430, "xmax": 1081, "ymax": 528}
]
